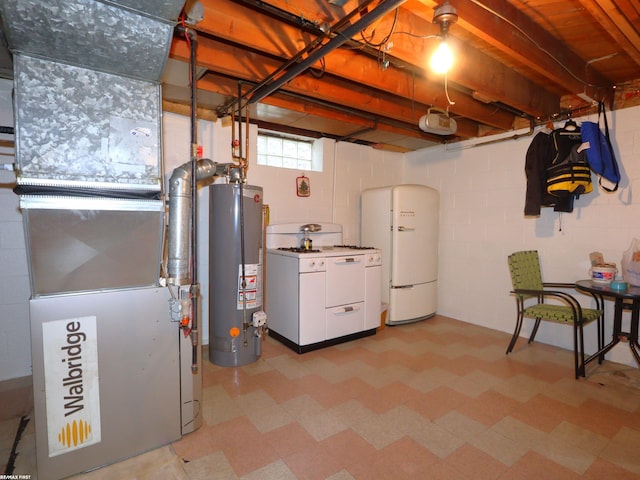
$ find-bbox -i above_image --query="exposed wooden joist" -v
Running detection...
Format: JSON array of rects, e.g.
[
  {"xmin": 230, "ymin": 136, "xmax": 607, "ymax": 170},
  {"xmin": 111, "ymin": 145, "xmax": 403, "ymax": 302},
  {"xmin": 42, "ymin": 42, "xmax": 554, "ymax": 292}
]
[
  {"xmin": 250, "ymin": 0, "xmax": 373, "ymax": 26},
  {"xmin": 162, "ymin": 0, "xmax": 640, "ymax": 151},
  {"xmin": 579, "ymin": 0, "xmax": 640, "ymax": 66},
  {"xmin": 162, "ymin": 100, "xmax": 219, "ymax": 122},
  {"xmin": 170, "ymin": 35, "xmax": 484, "ymax": 137},
  {"xmin": 197, "ymin": 72, "xmax": 450, "ymax": 143},
  {"xmin": 238, "ymin": 0, "xmax": 559, "ymax": 117},
  {"xmin": 185, "ymin": 0, "xmax": 518, "ymax": 130},
  {"xmin": 414, "ymin": 0, "xmax": 612, "ymax": 98},
  {"xmin": 306, "ymin": 47, "xmax": 515, "ymax": 130}
]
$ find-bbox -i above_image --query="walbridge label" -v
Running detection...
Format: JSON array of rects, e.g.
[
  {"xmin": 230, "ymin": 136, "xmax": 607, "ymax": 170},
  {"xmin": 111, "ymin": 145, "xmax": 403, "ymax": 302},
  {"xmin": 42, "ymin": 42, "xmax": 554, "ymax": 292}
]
[{"xmin": 42, "ymin": 316, "xmax": 101, "ymax": 457}]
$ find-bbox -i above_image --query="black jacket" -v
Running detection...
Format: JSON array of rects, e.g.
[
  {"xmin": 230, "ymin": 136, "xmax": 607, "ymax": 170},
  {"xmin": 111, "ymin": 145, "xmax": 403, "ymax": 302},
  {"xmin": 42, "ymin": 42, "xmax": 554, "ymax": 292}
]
[{"xmin": 524, "ymin": 130, "xmax": 581, "ymax": 215}]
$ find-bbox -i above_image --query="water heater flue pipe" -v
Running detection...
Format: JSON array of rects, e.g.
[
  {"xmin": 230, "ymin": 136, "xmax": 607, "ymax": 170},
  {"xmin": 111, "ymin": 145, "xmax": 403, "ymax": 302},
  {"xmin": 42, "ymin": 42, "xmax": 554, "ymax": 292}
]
[{"xmin": 167, "ymin": 158, "xmax": 229, "ymax": 285}]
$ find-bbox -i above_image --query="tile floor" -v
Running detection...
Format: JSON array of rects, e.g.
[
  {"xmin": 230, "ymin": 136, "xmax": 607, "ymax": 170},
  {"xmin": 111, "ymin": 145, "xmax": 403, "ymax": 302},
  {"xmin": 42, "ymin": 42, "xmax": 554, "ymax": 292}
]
[{"xmin": 3, "ymin": 315, "xmax": 640, "ymax": 479}]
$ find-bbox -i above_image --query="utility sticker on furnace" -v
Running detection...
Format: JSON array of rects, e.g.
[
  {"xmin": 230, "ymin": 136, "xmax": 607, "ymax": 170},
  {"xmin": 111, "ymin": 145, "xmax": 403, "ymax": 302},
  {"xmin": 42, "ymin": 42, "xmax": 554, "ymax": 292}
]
[{"xmin": 42, "ymin": 316, "xmax": 101, "ymax": 457}]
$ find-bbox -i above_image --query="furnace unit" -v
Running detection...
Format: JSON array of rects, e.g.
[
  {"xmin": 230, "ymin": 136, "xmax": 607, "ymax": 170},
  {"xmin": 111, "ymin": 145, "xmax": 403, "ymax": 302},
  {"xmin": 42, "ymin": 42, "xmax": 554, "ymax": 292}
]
[{"xmin": 1, "ymin": 1, "xmax": 202, "ymax": 479}]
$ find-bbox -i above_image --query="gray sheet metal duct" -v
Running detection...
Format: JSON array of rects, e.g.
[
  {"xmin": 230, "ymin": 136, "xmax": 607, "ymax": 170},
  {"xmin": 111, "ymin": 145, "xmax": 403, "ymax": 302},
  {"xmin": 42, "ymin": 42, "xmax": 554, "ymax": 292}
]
[
  {"xmin": 13, "ymin": 55, "xmax": 163, "ymax": 189},
  {"xmin": 167, "ymin": 158, "xmax": 230, "ymax": 286},
  {"xmin": 99, "ymin": 0, "xmax": 185, "ymax": 22},
  {"xmin": 20, "ymin": 196, "xmax": 165, "ymax": 295},
  {"xmin": 2, "ymin": 0, "xmax": 187, "ymax": 189},
  {"xmin": 1, "ymin": 1, "xmax": 206, "ymax": 478},
  {"xmin": 0, "ymin": 0, "xmax": 182, "ymax": 81}
]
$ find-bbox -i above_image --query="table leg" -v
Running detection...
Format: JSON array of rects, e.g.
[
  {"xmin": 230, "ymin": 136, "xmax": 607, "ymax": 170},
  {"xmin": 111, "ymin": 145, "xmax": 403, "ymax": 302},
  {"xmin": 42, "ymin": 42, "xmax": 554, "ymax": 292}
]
[
  {"xmin": 596, "ymin": 293, "xmax": 605, "ymax": 363},
  {"xmin": 585, "ymin": 298, "xmax": 622, "ymax": 366},
  {"xmin": 629, "ymin": 301, "xmax": 640, "ymax": 366}
]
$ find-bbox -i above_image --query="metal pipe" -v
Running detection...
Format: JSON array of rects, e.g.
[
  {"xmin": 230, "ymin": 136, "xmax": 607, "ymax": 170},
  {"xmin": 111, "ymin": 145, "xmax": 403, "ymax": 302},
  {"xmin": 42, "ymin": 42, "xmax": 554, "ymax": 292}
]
[
  {"xmin": 237, "ymin": 82, "xmax": 243, "ymax": 160},
  {"xmin": 239, "ymin": 181, "xmax": 248, "ymax": 346},
  {"xmin": 188, "ymin": 28, "xmax": 199, "ymax": 372},
  {"xmin": 248, "ymin": 0, "xmax": 407, "ymax": 104},
  {"xmin": 242, "ymin": 79, "xmax": 428, "ymax": 136},
  {"xmin": 443, "ymin": 118, "xmax": 536, "ymax": 151},
  {"xmin": 167, "ymin": 158, "xmax": 223, "ymax": 286},
  {"xmin": 243, "ymin": 101, "xmax": 250, "ymax": 179},
  {"xmin": 217, "ymin": 0, "xmax": 379, "ymax": 116}
]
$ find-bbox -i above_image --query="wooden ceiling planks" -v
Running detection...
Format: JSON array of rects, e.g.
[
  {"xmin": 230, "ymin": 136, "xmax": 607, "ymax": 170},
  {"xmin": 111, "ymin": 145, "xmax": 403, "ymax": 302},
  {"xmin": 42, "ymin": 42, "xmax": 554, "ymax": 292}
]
[{"xmin": 163, "ymin": 0, "xmax": 640, "ymax": 151}]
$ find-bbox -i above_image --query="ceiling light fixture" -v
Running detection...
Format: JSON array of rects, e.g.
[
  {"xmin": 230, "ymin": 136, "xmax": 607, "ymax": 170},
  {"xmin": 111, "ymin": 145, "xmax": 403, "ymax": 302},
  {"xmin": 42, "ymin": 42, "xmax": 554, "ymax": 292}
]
[
  {"xmin": 430, "ymin": 1, "xmax": 458, "ymax": 74},
  {"xmin": 430, "ymin": 41, "xmax": 454, "ymax": 74}
]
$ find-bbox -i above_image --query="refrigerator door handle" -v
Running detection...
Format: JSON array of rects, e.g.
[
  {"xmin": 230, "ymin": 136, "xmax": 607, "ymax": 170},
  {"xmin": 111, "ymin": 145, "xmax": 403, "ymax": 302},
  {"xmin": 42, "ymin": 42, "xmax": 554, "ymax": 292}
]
[
  {"xmin": 392, "ymin": 285, "xmax": 414, "ymax": 289},
  {"xmin": 397, "ymin": 226, "xmax": 415, "ymax": 232}
]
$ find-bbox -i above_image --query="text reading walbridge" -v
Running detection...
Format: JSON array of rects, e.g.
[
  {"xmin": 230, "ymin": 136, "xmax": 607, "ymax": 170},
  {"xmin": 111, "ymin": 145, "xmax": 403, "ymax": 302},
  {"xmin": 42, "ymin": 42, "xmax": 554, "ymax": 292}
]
[{"xmin": 42, "ymin": 316, "xmax": 101, "ymax": 457}]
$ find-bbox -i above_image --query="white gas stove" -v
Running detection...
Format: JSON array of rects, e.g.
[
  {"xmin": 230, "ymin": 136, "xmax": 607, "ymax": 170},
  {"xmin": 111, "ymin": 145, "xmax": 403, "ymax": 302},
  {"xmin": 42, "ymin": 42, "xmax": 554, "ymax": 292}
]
[{"xmin": 265, "ymin": 223, "xmax": 382, "ymax": 353}]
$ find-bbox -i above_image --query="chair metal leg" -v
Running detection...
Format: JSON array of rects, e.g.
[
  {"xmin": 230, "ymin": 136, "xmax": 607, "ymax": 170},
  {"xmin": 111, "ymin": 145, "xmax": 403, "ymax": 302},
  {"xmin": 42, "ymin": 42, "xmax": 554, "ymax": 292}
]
[
  {"xmin": 592, "ymin": 293, "xmax": 605, "ymax": 365},
  {"xmin": 572, "ymin": 319, "xmax": 586, "ymax": 379},
  {"xmin": 577, "ymin": 320, "xmax": 586, "ymax": 378},
  {"xmin": 506, "ymin": 312, "xmax": 524, "ymax": 354},
  {"xmin": 598, "ymin": 307, "xmax": 605, "ymax": 364},
  {"xmin": 528, "ymin": 318, "xmax": 541, "ymax": 344},
  {"xmin": 599, "ymin": 312, "xmax": 605, "ymax": 363}
]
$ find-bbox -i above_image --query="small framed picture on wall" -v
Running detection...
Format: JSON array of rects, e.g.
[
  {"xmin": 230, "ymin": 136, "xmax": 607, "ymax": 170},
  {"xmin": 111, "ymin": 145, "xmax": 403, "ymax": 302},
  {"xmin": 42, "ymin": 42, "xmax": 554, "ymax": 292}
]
[{"xmin": 296, "ymin": 175, "xmax": 310, "ymax": 197}]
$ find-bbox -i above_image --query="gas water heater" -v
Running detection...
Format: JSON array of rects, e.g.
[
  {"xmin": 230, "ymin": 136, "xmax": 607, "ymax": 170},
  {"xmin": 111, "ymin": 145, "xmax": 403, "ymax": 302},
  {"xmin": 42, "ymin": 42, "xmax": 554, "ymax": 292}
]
[{"xmin": 209, "ymin": 183, "xmax": 266, "ymax": 366}]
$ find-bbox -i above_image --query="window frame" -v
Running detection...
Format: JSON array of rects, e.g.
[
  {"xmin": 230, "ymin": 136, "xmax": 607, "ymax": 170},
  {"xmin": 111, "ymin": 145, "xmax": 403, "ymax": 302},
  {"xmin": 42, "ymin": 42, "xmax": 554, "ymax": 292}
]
[{"xmin": 256, "ymin": 132, "xmax": 320, "ymax": 172}]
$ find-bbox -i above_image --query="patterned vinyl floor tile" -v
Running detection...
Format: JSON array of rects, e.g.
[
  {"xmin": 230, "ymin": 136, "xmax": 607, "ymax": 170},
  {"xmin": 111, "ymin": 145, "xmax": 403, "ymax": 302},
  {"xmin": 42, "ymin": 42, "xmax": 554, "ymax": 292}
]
[{"xmin": 4, "ymin": 314, "xmax": 640, "ymax": 479}]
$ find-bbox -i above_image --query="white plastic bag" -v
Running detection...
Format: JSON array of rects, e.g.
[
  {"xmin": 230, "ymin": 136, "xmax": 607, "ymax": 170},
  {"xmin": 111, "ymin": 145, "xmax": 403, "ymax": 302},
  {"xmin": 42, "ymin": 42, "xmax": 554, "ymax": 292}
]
[{"xmin": 621, "ymin": 238, "xmax": 640, "ymax": 286}]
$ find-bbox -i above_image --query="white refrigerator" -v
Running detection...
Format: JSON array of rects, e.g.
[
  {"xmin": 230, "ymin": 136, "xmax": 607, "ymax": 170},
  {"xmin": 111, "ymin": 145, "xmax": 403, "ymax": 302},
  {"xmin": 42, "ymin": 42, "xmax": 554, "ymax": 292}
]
[{"xmin": 361, "ymin": 185, "xmax": 439, "ymax": 325}]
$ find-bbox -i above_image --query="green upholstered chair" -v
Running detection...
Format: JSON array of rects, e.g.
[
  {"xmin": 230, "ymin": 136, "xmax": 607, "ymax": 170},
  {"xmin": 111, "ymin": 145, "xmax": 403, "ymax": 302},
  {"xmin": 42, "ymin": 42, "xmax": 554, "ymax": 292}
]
[{"xmin": 506, "ymin": 250, "xmax": 603, "ymax": 378}]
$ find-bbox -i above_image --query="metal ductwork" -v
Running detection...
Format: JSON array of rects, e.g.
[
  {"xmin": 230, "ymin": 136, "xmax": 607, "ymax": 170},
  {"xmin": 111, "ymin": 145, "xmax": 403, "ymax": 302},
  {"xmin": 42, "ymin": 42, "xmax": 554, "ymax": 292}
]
[
  {"xmin": 0, "ymin": 1, "xmax": 207, "ymax": 478},
  {"xmin": 167, "ymin": 158, "xmax": 230, "ymax": 286}
]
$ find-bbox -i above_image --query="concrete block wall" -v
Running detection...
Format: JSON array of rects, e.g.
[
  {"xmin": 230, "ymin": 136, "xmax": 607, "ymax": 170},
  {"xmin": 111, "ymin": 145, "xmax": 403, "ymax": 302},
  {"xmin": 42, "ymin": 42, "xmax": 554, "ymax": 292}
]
[
  {"xmin": 405, "ymin": 104, "xmax": 640, "ymax": 366},
  {"xmin": 0, "ymin": 78, "xmax": 32, "ymax": 381},
  {"xmin": 333, "ymin": 141, "xmax": 404, "ymax": 245}
]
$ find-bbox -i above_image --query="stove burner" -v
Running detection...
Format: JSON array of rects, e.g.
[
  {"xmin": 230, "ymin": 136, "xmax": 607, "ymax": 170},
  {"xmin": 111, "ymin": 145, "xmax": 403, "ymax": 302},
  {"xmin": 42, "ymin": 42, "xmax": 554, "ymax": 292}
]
[
  {"xmin": 277, "ymin": 247, "xmax": 321, "ymax": 253},
  {"xmin": 334, "ymin": 244, "xmax": 375, "ymax": 250}
]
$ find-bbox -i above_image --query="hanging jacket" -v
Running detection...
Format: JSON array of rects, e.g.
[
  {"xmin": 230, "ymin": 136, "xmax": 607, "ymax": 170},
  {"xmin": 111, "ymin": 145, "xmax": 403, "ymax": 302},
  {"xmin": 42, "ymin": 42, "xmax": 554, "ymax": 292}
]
[{"xmin": 524, "ymin": 130, "xmax": 578, "ymax": 215}]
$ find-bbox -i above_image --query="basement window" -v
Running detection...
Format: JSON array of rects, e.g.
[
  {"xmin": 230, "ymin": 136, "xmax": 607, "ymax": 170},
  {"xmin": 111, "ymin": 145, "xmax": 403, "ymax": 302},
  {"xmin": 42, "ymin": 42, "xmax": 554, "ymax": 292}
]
[{"xmin": 257, "ymin": 133, "xmax": 321, "ymax": 172}]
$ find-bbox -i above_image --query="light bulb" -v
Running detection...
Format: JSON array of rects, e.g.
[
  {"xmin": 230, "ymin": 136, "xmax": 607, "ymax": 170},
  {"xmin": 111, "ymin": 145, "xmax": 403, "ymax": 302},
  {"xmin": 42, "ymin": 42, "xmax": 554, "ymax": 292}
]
[{"xmin": 430, "ymin": 41, "xmax": 454, "ymax": 74}]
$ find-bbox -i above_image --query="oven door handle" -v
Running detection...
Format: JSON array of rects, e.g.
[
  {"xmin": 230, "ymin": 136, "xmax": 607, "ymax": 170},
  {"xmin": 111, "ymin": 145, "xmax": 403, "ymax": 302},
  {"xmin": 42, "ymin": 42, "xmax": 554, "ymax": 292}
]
[{"xmin": 334, "ymin": 257, "xmax": 360, "ymax": 264}]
